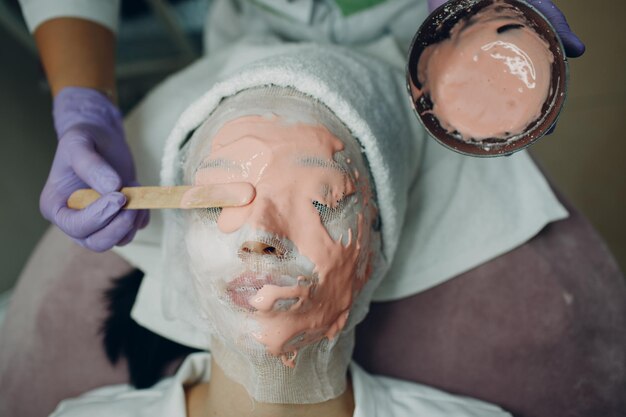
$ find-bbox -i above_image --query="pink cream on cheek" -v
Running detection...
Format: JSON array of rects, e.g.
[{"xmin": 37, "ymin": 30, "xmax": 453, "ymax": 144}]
[{"xmin": 193, "ymin": 116, "xmax": 371, "ymax": 367}]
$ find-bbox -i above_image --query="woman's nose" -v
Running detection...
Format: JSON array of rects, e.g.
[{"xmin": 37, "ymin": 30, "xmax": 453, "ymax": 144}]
[{"xmin": 240, "ymin": 241, "xmax": 285, "ymax": 256}]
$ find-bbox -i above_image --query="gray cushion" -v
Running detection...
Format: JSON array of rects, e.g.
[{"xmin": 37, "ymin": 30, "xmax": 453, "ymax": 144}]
[
  {"xmin": 355, "ymin": 192, "xmax": 626, "ymax": 417},
  {"xmin": 0, "ymin": 228, "xmax": 132, "ymax": 417}
]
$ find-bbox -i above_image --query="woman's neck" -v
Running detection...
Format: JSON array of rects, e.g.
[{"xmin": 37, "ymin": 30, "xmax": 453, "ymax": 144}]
[
  {"xmin": 205, "ymin": 332, "xmax": 355, "ymax": 403},
  {"xmin": 186, "ymin": 356, "xmax": 355, "ymax": 417}
]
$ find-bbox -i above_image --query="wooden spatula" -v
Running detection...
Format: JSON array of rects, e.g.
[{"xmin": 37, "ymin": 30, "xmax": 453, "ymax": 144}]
[{"xmin": 67, "ymin": 183, "xmax": 255, "ymax": 210}]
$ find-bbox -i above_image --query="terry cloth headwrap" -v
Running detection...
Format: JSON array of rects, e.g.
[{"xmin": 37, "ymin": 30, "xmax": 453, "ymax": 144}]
[
  {"xmin": 160, "ymin": 44, "xmax": 415, "ymax": 263},
  {"xmin": 123, "ymin": 39, "xmax": 566, "ymax": 348}
]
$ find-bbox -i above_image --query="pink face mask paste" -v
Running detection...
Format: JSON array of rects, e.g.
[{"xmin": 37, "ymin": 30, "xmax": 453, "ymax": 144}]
[
  {"xmin": 417, "ymin": 1, "xmax": 554, "ymax": 141},
  {"xmin": 193, "ymin": 116, "xmax": 372, "ymax": 367}
]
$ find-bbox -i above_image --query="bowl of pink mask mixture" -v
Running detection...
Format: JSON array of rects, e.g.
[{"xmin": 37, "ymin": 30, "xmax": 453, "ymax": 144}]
[{"xmin": 407, "ymin": 0, "xmax": 568, "ymax": 156}]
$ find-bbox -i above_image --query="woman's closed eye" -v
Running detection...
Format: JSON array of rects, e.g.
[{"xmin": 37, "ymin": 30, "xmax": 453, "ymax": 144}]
[
  {"xmin": 312, "ymin": 196, "xmax": 348, "ymax": 223},
  {"xmin": 202, "ymin": 206, "xmax": 223, "ymax": 223}
]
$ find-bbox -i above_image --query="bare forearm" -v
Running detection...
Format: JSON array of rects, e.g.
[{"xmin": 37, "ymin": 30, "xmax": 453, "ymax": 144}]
[{"xmin": 34, "ymin": 18, "xmax": 116, "ymax": 101}]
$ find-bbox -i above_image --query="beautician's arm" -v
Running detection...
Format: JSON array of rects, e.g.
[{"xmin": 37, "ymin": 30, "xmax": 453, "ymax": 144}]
[
  {"xmin": 35, "ymin": 18, "xmax": 149, "ymax": 252},
  {"xmin": 34, "ymin": 18, "xmax": 117, "ymax": 100}
]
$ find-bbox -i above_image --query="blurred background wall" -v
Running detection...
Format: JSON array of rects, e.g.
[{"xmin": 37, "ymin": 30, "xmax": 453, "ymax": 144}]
[
  {"xmin": 0, "ymin": 0, "xmax": 624, "ymax": 294},
  {"xmin": 529, "ymin": 1, "xmax": 626, "ymax": 275}
]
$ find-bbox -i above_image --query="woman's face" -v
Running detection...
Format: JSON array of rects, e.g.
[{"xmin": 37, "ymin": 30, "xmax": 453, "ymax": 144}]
[{"xmin": 184, "ymin": 115, "xmax": 377, "ymax": 366}]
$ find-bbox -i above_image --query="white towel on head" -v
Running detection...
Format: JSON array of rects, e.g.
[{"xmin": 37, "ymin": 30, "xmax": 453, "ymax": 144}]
[
  {"xmin": 160, "ymin": 42, "xmax": 420, "ymax": 264},
  {"xmin": 116, "ymin": 34, "xmax": 566, "ymax": 349}
]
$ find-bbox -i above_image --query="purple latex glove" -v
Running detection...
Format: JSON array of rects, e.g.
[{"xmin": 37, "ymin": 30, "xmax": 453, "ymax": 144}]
[
  {"xmin": 426, "ymin": 0, "xmax": 585, "ymax": 57},
  {"xmin": 40, "ymin": 87, "xmax": 149, "ymax": 252}
]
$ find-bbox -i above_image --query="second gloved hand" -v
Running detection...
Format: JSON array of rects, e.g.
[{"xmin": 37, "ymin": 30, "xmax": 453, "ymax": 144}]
[
  {"xmin": 40, "ymin": 87, "xmax": 149, "ymax": 252},
  {"xmin": 426, "ymin": 0, "xmax": 585, "ymax": 57}
]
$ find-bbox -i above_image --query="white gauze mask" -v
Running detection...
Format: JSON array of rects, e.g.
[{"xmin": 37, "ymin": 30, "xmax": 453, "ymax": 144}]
[{"xmin": 163, "ymin": 87, "xmax": 384, "ymax": 403}]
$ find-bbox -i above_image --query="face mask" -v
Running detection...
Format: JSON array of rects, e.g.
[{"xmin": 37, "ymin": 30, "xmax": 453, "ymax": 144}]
[{"xmin": 164, "ymin": 87, "xmax": 383, "ymax": 403}]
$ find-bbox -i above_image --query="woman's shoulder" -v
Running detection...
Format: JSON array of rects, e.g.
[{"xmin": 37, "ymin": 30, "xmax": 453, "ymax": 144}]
[
  {"xmin": 49, "ymin": 353, "xmax": 211, "ymax": 417},
  {"xmin": 350, "ymin": 362, "xmax": 512, "ymax": 417}
]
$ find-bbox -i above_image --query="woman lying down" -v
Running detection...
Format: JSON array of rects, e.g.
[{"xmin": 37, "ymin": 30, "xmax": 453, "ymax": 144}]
[{"xmin": 50, "ymin": 47, "xmax": 513, "ymax": 417}]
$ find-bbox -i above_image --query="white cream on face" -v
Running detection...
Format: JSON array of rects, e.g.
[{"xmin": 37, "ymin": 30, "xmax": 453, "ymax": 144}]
[{"xmin": 185, "ymin": 115, "xmax": 374, "ymax": 367}]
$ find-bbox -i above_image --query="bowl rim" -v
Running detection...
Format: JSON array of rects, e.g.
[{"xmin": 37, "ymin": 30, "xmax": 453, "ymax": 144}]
[{"xmin": 406, "ymin": 0, "xmax": 569, "ymax": 157}]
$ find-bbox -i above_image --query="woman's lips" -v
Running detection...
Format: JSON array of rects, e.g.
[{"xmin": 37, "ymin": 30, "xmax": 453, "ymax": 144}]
[
  {"xmin": 226, "ymin": 273, "xmax": 301, "ymax": 311},
  {"xmin": 227, "ymin": 273, "xmax": 269, "ymax": 310}
]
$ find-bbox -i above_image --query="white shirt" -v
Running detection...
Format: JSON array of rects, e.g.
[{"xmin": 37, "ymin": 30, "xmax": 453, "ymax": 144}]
[
  {"xmin": 49, "ymin": 353, "xmax": 512, "ymax": 417},
  {"xmin": 19, "ymin": 0, "xmax": 120, "ymax": 32}
]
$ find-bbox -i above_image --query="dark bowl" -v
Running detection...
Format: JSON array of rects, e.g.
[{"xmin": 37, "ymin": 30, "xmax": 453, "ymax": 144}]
[{"xmin": 406, "ymin": 0, "xmax": 568, "ymax": 157}]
